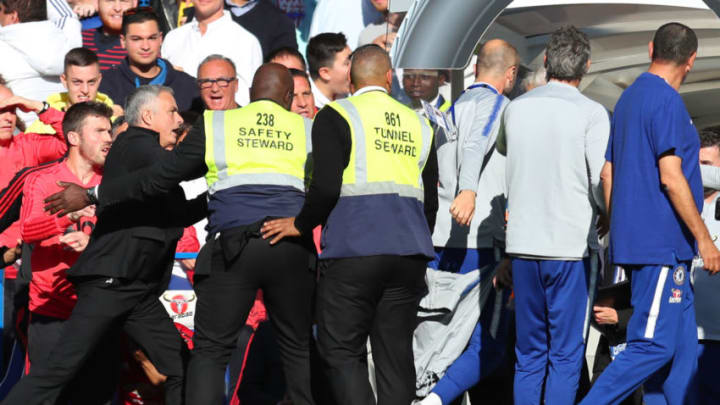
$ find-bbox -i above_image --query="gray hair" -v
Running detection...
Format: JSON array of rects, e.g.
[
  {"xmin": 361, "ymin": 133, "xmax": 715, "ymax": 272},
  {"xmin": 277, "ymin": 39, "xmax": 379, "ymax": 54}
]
[
  {"xmin": 522, "ymin": 67, "xmax": 547, "ymax": 91},
  {"xmin": 198, "ymin": 54, "xmax": 237, "ymax": 77},
  {"xmin": 124, "ymin": 85, "xmax": 174, "ymax": 125},
  {"xmin": 544, "ymin": 26, "xmax": 590, "ymax": 82}
]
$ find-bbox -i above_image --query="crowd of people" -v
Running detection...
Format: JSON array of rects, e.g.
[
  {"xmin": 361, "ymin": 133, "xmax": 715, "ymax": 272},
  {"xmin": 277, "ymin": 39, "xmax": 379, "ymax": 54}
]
[{"xmin": 0, "ymin": 0, "xmax": 718, "ymax": 404}]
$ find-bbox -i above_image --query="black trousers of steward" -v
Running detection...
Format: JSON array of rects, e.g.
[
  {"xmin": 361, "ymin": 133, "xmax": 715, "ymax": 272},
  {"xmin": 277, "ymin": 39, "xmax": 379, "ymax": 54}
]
[
  {"xmin": 186, "ymin": 228, "xmax": 316, "ymax": 405},
  {"xmin": 315, "ymin": 255, "xmax": 427, "ymax": 405}
]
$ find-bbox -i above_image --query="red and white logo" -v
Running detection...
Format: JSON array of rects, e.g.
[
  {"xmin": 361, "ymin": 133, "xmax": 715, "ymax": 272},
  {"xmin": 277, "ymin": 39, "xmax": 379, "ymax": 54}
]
[
  {"xmin": 162, "ymin": 292, "xmax": 196, "ymax": 315},
  {"xmin": 669, "ymin": 288, "xmax": 682, "ymax": 304}
]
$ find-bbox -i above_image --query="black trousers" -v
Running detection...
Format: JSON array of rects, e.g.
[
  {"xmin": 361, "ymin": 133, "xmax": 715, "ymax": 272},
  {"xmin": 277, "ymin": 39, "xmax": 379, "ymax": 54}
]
[
  {"xmin": 315, "ymin": 255, "xmax": 427, "ymax": 405},
  {"xmin": 187, "ymin": 236, "xmax": 315, "ymax": 405},
  {"xmin": 2, "ymin": 276, "xmax": 28, "ymax": 375},
  {"xmin": 27, "ymin": 313, "xmax": 118, "ymax": 405},
  {"xmin": 2, "ymin": 277, "xmax": 187, "ymax": 405}
]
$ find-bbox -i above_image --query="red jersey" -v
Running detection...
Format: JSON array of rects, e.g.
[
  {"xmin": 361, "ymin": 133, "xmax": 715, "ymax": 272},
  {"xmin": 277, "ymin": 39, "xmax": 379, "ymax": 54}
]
[
  {"xmin": 20, "ymin": 161, "xmax": 102, "ymax": 319},
  {"xmin": 0, "ymin": 108, "xmax": 67, "ymax": 279}
]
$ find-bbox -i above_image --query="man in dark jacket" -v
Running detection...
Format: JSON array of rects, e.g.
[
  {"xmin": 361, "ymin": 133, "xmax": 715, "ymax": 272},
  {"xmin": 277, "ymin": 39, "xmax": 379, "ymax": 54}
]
[
  {"xmin": 99, "ymin": 8, "xmax": 202, "ymax": 112},
  {"xmin": 2, "ymin": 85, "xmax": 207, "ymax": 405}
]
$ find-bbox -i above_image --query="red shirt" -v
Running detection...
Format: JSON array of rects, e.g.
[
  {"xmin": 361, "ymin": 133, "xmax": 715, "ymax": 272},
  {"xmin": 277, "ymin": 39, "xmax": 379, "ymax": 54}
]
[
  {"xmin": 20, "ymin": 161, "xmax": 102, "ymax": 319},
  {"xmin": 0, "ymin": 108, "xmax": 67, "ymax": 279}
]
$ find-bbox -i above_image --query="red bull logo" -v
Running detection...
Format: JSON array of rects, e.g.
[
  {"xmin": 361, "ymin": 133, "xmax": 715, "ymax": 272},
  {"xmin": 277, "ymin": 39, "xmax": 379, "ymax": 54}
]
[{"xmin": 162, "ymin": 292, "xmax": 196, "ymax": 316}]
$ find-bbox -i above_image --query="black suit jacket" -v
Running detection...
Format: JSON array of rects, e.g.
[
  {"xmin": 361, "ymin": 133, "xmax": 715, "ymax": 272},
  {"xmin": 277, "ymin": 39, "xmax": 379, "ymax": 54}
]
[{"xmin": 68, "ymin": 126, "xmax": 207, "ymax": 281}]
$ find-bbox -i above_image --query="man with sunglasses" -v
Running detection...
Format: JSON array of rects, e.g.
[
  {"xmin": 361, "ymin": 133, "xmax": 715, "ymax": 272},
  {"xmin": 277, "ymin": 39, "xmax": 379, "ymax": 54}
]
[{"xmin": 99, "ymin": 8, "xmax": 202, "ymax": 112}]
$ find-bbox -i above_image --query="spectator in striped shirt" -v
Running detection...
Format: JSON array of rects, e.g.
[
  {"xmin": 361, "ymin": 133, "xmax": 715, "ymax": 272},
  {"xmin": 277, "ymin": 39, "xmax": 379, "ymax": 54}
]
[
  {"xmin": 82, "ymin": 0, "xmax": 137, "ymax": 71},
  {"xmin": 27, "ymin": 48, "xmax": 121, "ymax": 135}
]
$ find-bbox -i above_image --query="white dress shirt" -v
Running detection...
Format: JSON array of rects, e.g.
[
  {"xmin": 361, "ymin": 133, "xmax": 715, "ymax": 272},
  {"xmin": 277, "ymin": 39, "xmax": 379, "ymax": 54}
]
[
  {"xmin": 310, "ymin": 78, "xmax": 332, "ymax": 109},
  {"xmin": 162, "ymin": 11, "xmax": 262, "ymax": 106}
]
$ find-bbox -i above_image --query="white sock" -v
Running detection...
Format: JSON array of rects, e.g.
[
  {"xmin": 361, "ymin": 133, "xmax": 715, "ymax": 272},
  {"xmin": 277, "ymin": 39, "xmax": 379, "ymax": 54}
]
[{"xmin": 419, "ymin": 392, "xmax": 443, "ymax": 405}]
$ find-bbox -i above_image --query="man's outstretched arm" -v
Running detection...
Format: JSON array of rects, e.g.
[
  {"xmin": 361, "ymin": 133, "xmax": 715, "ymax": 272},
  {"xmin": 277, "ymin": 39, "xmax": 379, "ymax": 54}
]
[{"xmin": 44, "ymin": 118, "xmax": 208, "ymax": 215}]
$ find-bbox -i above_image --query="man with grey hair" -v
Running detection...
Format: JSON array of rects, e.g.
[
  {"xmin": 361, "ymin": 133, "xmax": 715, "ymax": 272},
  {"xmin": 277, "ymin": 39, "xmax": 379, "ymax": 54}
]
[
  {"xmin": 197, "ymin": 54, "xmax": 240, "ymax": 111},
  {"xmin": 521, "ymin": 67, "xmax": 547, "ymax": 92},
  {"xmin": 495, "ymin": 26, "xmax": 610, "ymax": 405},
  {"xmin": 3, "ymin": 84, "xmax": 206, "ymax": 404}
]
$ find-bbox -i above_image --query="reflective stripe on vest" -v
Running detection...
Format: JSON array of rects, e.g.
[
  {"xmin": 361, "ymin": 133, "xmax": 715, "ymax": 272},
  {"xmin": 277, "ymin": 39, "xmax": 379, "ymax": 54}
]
[
  {"xmin": 329, "ymin": 91, "xmax": 433, "ymax": 202},
  {"xmin": 204, "ymin": 100, "xmax": 311, "ymax": 195}
]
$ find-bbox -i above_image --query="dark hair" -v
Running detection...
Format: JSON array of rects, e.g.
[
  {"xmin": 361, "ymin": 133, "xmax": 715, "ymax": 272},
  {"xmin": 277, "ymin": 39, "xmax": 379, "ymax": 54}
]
[
  {"xmin": 652, "ymin": 22, "xmax": 698, "ymax": 65},
  {"xmin": 306, "ymin": 33, "xmax": 347, "ymax": 80},
  {"xmin": 64, "ymin": 48, "xmax": 100, "ymax": 72},
  {"xmin": 267, "ymin": 47, "xmax": 307, "ymax": 71},
  {"xmin": 288, "ymin": 68, "xmax": 310, "ymax": 86},
  {"xmin": 700, "ymin": 128, "xmax": 720, "ymax": 149},
  {"xmin": 544, "ymin": 25, "xmax": 591, "ymax": 82},
  {"xmin": 121, "ymin": 7, "xmax": 161, "ymax": 36},
  {"xmin": 0, "ymin": 0, "xmax": 45, "ymax": 23},
  {"xmin": 111, "ymin": 115, "xmax": 126, "ymax": 132},
  {"xmin": 62, "ymin": 102, "xmax": 113, "ymax": 142}
]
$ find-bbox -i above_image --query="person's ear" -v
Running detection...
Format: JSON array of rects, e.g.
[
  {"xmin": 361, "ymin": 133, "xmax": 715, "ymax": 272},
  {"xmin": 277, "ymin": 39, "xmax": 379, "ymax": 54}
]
[
  {"xmin": 141, "ymin": 108, "xmax": 153, "ymax": 126},
  {"xmin": 507, "ymin": 65, "xmax": 517, "ymax": 81},
  {"xmin": 318, "ymin": 66, "xmax": 332, "ymax": 82},
  {"xmin": 543, "ymin": 53, "xmax": 548, "ymax": 68},
  {"xmin": 585, "ymin": 59, "xmax": 591, "ymax": 74},
  {"xmin": 284, "ymin": 90, "xmax": 293, "ymax": 110},
  {"xmin": 648, "ymin": 41, "xmax": 654, "ymax": 61},
  {"xmin": 438, "ymin": 73, "xmax": 446, "ymax": 87},
  {"xmin": 687, "ymin": 51, "xmax": 697, "ymax": 72},
  {"xmin": 7, "ymin": 10, "xmax": 19, "ymax": 25},
  {"xmin": 385, "ymin": 69, "xmax": 393, "ymax": 91},
  {"xmin": 67, "ymin": 130, "xmax": 81, "ymax": 147},
  {"xmin": 60, "ymin": 73, "xmax": 68, "ymax": 90},
  {"xmin": 120, "ymin": 34, "xmax": 127, "ymax": 49}
]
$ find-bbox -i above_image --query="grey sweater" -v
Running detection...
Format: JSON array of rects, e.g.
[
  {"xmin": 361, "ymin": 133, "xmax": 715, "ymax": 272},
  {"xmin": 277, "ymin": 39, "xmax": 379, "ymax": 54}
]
[{"xmin": 497, "ymin": 81, "xmax": 610, "ymax": 259}]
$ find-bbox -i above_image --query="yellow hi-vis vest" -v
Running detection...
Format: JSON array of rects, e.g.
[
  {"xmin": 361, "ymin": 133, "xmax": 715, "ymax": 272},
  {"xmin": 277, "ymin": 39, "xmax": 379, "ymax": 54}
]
[
  {"xmin": 330, "ymin": 90, "xmax": 433, "ymax": 201},
  {"xmin": 203, "ymin": 100, "xmax": 312, "ymax": 195},
  {"xmin": 321, "ymin": 90, "xmax": 435, "ymax": 259}
]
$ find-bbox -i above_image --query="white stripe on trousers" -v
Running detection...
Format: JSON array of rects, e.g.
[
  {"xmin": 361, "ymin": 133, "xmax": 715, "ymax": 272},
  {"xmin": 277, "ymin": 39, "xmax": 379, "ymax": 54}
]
[{"xmin": 644, "ymin": 266, "xmax": 669, "ymax": 339}]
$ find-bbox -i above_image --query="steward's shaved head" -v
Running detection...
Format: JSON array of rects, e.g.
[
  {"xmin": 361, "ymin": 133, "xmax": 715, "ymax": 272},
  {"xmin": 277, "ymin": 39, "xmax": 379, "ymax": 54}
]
[
  {"xmin": 350, "ymin": 44, "xmax": 392, "ymax": 89},
  {"xmin": 250, "ymin": 63, "xmax": 294, "ymax": 110},
  {"xmin": 476, "ymin": 39, "xmax": 519, "ymax": 77}
]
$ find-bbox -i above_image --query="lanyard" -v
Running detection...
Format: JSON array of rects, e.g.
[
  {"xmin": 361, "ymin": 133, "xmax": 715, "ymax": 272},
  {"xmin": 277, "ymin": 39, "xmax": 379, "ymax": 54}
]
[{"xmin": 449, "ymin": 82, "xmax": 500, "ymax": 124}]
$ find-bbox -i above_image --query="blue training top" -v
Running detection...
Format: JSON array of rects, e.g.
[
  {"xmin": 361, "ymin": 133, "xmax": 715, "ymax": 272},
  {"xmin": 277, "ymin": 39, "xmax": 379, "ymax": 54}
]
[{"xmin": 607, "ymin": 72, "xmax": 702, "ymax": 265}]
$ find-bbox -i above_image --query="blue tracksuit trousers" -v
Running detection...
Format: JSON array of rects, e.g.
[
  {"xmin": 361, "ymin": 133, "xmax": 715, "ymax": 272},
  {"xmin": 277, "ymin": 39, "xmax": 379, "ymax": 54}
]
[
  {"xmin": 513, "ymin": 258, "xmax": 589, "ymax": 405},
  {"xmin": 580, "ymin": 263, "xmax": 697, "ymax": 405}
]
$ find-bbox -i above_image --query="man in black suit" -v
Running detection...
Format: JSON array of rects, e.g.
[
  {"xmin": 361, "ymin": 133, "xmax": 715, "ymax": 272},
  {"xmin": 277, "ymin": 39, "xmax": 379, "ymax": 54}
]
[{"xmin": 3, "ymin": 85, "xmax": 207, "ymax": 405}]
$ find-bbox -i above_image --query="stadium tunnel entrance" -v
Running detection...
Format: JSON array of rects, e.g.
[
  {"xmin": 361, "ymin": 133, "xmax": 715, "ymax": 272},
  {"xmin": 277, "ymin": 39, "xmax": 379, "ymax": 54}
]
[{"xmin": 391, "ymin": 0, "xmax": 720, "ymax": 128}]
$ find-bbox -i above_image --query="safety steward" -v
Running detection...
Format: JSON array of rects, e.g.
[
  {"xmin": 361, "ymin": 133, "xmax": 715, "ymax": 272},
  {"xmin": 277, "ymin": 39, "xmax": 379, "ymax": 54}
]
[
  {"xmin": 262, "ymin": 44, "xmax": 439, "ymax": 405},
  {"xmin": 188, "ymin": 63, "xmax": 316, "ymax": 405}
]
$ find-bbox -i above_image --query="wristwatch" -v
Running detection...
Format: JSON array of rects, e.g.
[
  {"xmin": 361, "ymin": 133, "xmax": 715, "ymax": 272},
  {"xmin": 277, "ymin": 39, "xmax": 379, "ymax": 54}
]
[
  {"xmin": 38, "ymin": 101, "xmax": 50, "ymax": 115},
  {"xmin": 86, "ymin": 186, "xmax": 99, "ymax": 205}
]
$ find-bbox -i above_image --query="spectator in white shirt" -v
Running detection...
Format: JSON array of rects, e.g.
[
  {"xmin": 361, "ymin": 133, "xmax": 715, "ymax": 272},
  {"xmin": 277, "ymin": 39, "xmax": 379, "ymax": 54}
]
[
  {"xmin": 306, "ymin": 32, "xmax": 350, "ymax": 109},
  {"xmin": 161, "ymin": 0, "xmax": 262, "ymax": 106}
]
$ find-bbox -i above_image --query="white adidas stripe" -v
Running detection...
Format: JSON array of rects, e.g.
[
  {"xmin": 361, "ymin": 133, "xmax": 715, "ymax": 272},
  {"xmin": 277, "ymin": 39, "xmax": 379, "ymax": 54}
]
[{"xmin": 644, "ymin": 266, "xmax": 669, "ymax": 339}]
